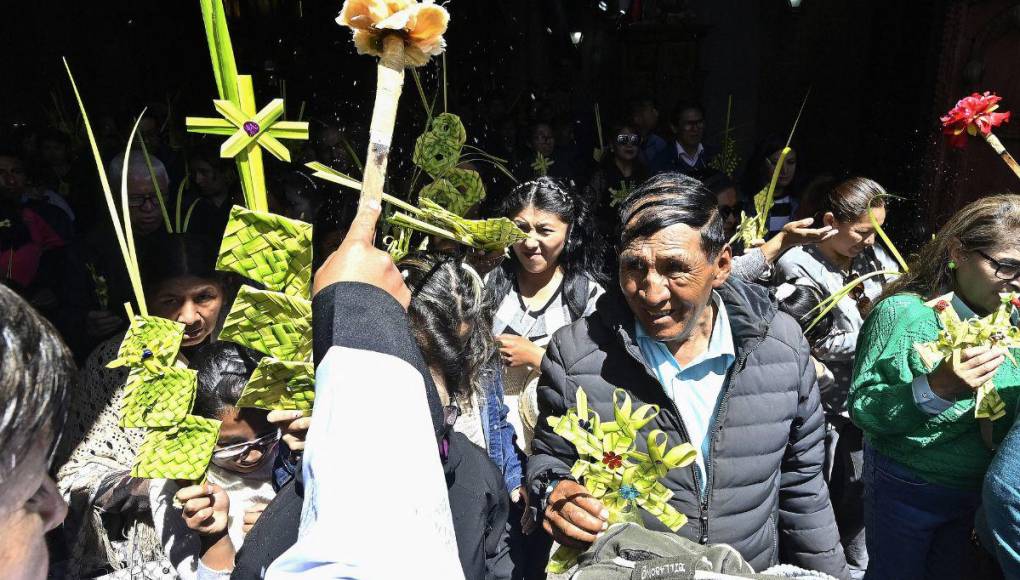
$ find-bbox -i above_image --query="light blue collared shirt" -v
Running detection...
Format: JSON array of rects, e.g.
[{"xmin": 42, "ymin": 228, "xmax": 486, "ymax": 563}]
[
  {"xmin": 635, "ymin": 292, "xmax": 735, "ymax": 495},
  {"xmin": 912, "ymin": 294, "xmax": 1019, "ymax": 414}
]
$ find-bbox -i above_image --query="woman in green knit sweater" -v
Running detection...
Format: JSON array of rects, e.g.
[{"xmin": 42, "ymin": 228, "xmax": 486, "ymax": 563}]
[{"xmin": 849, "ymin": 194, "xmax": 1020, "ymax": 580}]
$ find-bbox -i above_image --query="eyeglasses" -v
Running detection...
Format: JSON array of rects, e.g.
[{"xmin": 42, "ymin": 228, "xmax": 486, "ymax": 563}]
[
  {"xmin": 127, "ymin": 194, "xmax": 160, "ymax": 208},
  {"xmin": 211, "ymin": 429, "xmax": 281, "ymax": 470},
  {"xmin": 615, "ymin": 134, "xmax": 640, "ymax": 146},
  {"xmin": 976, "ymin": 250, "xmax": 1020, "ymax": 281},
  {"xmin": 846, "ymin": 271, "xmax": 872, "ymax": 315}
]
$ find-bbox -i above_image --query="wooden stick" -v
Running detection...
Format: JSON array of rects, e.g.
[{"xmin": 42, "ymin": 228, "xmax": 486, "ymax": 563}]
[
  {"xmin": 360, "ymin": 35, "xmax": 406, "ymax": 214},
  {"xmin": 985, "ymin": 133, "xmax": 1020, "ymax": 181}
]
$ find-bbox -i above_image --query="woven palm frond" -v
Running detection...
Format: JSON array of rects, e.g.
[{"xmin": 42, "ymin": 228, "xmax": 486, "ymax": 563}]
[
  {"xmin": 418, "ymin": 167, "xmax": 485, "ymax": 216},
  {"xmin": 218, "ymin": 285, "xmax": 312, "ymax": 360},
  {"xmin": 416, "ymin": 198, "xmax": 527, "ymax": 250},
  {"xmin": 120, "ymin": 365, "xmax": 198, "ymax": 428},
  {"xmin": 132, "ymin": 414, "xmax": 221, "ymax": 480},
  {"xmin": 107, "ymin": 315, "xmax": 185, "ymax": 371},
  {"xmin": 412, "ymin": 113, "xmax": 466, "ymax": 176},
  {"xmin": 236, "ymin": 357, "xmax": 315, "ymax": 411},
  {"xmin": 418, "ymin": 179, "xmax": 460, "ymax": 213},
  {"xmin": 216, "ymin": 205, "xmax": 312, "ymax": 298}
]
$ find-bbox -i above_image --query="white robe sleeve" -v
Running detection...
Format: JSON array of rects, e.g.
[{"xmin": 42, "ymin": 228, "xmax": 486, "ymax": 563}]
[{"xmin": 266, "ymin": 346, "xmax": 464, "ymax": 580}]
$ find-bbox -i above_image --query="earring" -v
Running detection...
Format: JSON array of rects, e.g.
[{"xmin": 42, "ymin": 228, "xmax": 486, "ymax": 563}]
[{"xmin": 948, "ymin": 260, "xmax": 957, "ymax": 270}]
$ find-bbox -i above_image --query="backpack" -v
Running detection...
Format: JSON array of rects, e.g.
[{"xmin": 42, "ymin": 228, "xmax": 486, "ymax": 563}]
[{"xmin": 566, "ymin": 523, "xmax": 837, "ymax": 580}]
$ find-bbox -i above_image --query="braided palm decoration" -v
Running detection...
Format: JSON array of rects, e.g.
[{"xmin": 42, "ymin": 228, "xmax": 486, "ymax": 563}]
[
  {"xmin": 236, "ymin": 358, "xmax": 316, "ymax": 411},
  {"xmin": 182, "ymin": 0, "xmax": 315, "ymax": 412},
  {"xmin": 120, "ymin": 366, "xmax": 198, "ymax": 429},
  {"xmin": 219, "ymin": 286, "xmax": 312, "ymax": 362},
  {"xmin": 106, "ymin": 311, "xmax": 215, "ymax": 477},
  {"xmin": 306, "ymin": 162, "xmax": 527, "ymax": 254},
  {"xmin": 215, "ymin": 211, "xmax": 315, "ymax": 411},
  {"xmin": 66, "ymin": 59, "xmax": 219, "ymax": 479},
  {"xmin": 132, "ymin": 415, "xmax": 223, "ymax": 479},
  {"xmin": 413, "ymin": 113, "xmax": 485, "ymax": 216},
  {"xmin": 216, "ymin": 206, "xmax": 312, "ymax": 299}
]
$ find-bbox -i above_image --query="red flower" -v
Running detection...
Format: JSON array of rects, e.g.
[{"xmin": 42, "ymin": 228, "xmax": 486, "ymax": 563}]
[
  {"xmin": 602, "ymin": 452, "xmax": 623, "ymax": 470},
  {"xmin": 1011, "ymin": 297, "xmax": 1020, "ymax": 309},
  {"xmin": 941, "ymin": 92, "xmax": 1011, "ymax": 149},
  {"xmin": 934, "ymin": 300, "xmax": 950, "ymax": 312}
]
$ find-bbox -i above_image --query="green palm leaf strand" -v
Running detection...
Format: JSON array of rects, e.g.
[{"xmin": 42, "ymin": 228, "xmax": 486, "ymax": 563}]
[
  {"xmin": 216, "ymin": 205, "xmax": 313, "ymax": 298},
  {"xmin": 388, "ymin": 198, "xmax": 527, "ymax": 252},
  {"xmin": 420, "ymin": 168, "xmax": 485, "ymax": 216},
  {"xmin": 218, "ymin": 286, "xmax": 312, "ymax": 361},
  {"xmin": 132, "ymin": 415, "xmax": 221, "ymax": 480},
  {"xmin": 236, "ymin": 358, "xmax": 315, "ymax": 411},
  {"xmin": 805, "ymin": 270, "xmax": 900, "ymax": 331},
  {"xmin": 869, "ymin": 205, "xmax": 910, "ymax": 273},
  {"xmin": 120, "ymin": 366, "xmax": 198, "ymax": 428},
  {"xmin": 306, "ymin": 162, "xmax": 526, "ymax": 253},
  {"xmin": 749, "ymin": 91, "xmax": 810, "ymax": 242}
]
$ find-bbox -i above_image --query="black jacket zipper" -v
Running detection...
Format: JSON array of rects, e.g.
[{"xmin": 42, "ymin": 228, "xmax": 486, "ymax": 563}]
[{"xmin": 622, "ymin": 324, "xmax": 768, "ymax": 544}]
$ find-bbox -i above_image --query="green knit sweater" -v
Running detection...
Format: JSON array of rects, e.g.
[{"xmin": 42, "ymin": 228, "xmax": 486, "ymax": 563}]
[{"xmin": 849, "ymin": 293, "xmax": 1020, "ymax": 490}]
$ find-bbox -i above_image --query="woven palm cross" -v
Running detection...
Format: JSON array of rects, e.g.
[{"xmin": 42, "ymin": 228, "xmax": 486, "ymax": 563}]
[{"xmin": 186, "ymin": 75, "xmax": 308, "ymax": 212}]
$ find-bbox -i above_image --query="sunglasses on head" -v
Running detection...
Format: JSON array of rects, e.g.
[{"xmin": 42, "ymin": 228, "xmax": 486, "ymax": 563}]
[
  {"xmin": 210, "ymin": 429, "xmax": 281, "ymax": 470},
  {"xmin": 615, "ymin": 134, "xmax": 640, "ymax": 146}
]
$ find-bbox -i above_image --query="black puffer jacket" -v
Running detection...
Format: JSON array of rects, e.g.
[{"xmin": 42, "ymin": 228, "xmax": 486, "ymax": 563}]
[{"xmin": 527, "ymin": 277, "xmax": 848, "ymax": 579}]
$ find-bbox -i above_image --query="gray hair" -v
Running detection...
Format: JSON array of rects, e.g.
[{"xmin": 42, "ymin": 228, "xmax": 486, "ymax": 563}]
[
  {"xmin": 107, "ymin": 151, "xmax": 169, "ymax": 188},
  {"xmin": 0, "ymin": 285, "xmax": 74, "ymax": 491}
]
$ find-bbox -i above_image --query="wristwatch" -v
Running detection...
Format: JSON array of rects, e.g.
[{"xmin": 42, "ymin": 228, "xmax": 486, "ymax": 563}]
[{"xmin": 537, "ymin": 474, "xmax": 575, "ymax": 515}]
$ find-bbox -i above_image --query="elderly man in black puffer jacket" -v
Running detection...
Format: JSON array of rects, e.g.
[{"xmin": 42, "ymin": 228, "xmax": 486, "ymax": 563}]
[{"xmin": 527, "ymin": 173, "xmax": 848, "ymax": 579}]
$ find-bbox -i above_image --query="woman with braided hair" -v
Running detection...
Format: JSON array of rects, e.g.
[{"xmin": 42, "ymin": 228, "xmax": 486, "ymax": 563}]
[{"xmin": 485, "ymin": 177, "xmax": 608, "ymax": 457}]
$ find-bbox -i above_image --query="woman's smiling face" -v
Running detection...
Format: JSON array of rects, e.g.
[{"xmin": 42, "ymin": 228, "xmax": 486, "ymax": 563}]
[{"xmin": 150, "ymin": 276, "xmax": 225, "ymax": 347}]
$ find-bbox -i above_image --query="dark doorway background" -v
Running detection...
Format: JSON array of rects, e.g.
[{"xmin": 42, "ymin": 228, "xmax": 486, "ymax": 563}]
[{"xmin": 3, "ymin": 0, "xmax": 1018, "ymax": 242}]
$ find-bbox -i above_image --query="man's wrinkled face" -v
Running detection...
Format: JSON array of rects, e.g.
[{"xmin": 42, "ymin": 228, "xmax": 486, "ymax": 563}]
[{"xmin": 619, "ymin": 223, "xmax": 731, "ymax": 345}]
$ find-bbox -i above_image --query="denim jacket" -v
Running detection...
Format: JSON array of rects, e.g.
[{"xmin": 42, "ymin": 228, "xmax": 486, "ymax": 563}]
[{"xmin": 480, "ymin": 366, "xmax": 525, "ymax": 494}]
